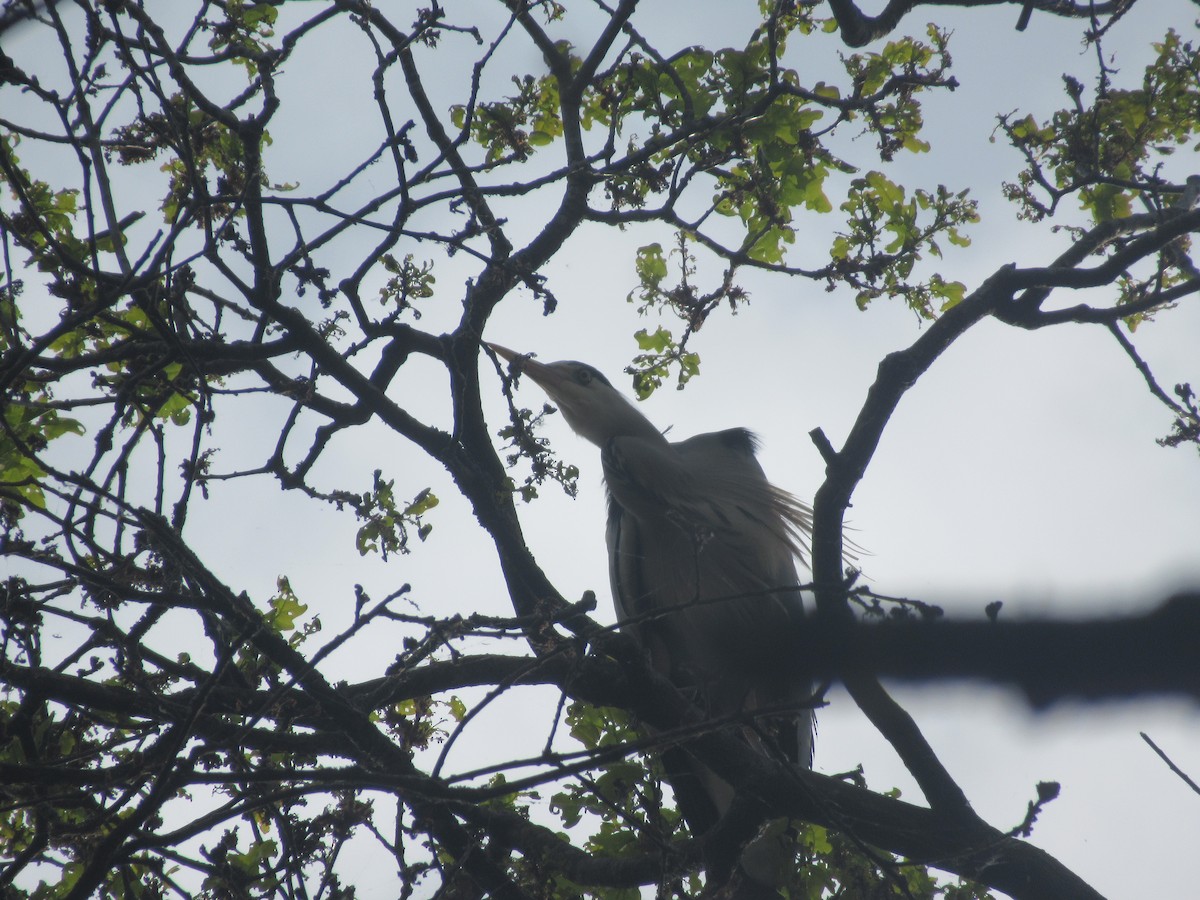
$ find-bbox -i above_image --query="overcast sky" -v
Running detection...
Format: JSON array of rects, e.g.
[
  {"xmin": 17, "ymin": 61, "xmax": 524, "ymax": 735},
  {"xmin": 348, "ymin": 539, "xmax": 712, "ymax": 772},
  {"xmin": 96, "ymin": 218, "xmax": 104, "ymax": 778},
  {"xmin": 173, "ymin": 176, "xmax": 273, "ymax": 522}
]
[{"xmin": 6, "ymin": 2, "xmax": 1200, "ymax": 897}]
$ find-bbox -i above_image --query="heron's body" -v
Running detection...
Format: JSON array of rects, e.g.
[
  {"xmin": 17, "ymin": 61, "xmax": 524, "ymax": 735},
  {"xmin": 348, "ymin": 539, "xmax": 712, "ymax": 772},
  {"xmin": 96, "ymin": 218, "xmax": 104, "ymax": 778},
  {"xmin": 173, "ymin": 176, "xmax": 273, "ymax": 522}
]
[
  {"xmin": 605, "ymin": 427, "xmax": 813, "ymax": 762},
  {"xmin": 488, "ymin": 345, "xmax": 815, "ymax": 885}
]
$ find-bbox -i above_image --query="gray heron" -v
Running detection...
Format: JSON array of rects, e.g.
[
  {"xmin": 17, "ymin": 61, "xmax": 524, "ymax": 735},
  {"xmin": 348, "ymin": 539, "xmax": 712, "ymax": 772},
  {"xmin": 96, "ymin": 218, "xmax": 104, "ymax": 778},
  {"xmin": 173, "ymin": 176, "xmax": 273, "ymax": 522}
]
[{"xmin": 488, "ymin": 343, "xmax": 816, "ymax": 887}]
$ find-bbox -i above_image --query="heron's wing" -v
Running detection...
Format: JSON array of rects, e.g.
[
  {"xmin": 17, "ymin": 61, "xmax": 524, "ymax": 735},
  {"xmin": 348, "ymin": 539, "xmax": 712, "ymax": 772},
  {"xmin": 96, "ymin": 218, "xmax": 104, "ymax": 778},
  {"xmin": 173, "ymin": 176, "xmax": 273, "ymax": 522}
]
[
  {"xmin": 603, "ymin": 431, "xmax": 698, "ymax": 626},
  {"xmin": 604, "ymin": 430, "xmax": 811, "ymax": 552},
  {"xmin": 674, "ymin": 431, "xmax": 816, "ymax": 767},
  {"xmin": 603, "ymin": 427, "xmax": 812, "ymax": 627},
  {"xmin": 603, "ymin": 428, "xmax": 814, "ymax": 755},
  {"xmin": 672, "ymin": 428, "xmax": 813, "ymax": 565},
  {"xmin": 604, "ymin": 489, "xmax": 638, "ymax": 626}
]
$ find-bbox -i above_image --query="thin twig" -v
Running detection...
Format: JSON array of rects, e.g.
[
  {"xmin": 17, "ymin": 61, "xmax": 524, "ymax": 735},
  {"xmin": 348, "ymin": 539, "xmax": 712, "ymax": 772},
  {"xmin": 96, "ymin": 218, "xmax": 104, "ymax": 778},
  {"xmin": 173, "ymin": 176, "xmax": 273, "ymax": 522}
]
[
  {"xmin": 1141, "ymin": 732, "xmax": 1200, "ymax": 797},
  {"xmin": 1108, "ymin": 322, "xmax": 1193, "ymax": 419}
]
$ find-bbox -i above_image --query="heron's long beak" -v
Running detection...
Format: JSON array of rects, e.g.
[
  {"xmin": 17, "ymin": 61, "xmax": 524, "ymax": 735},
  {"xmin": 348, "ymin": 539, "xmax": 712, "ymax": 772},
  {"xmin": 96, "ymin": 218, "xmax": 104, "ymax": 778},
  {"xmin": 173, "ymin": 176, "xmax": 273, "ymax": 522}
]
[
  {"xmin": 485, "ymin": 343, "xmax": 562, "ymax": 394},
  {"xmin": 485, "ymin": 342, "xmax": 522, "ymax": 366}
]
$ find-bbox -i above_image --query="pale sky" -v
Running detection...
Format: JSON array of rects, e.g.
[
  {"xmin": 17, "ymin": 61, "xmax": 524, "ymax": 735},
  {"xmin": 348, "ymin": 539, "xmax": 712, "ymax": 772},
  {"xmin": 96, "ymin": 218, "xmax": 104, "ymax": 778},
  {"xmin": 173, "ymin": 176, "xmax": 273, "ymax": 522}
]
[{"xmin": 5, "ymin": 2, "xmax": 1200, "ymax": 898}]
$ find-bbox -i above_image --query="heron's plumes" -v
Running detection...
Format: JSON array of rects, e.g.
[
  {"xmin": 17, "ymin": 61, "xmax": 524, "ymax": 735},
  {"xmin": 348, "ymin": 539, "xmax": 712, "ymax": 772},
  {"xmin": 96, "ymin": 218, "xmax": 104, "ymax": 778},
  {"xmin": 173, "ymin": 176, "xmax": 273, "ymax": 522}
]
[{"xmin": 670, "ymin": 429, "xmax": 813, "ymax": 560}]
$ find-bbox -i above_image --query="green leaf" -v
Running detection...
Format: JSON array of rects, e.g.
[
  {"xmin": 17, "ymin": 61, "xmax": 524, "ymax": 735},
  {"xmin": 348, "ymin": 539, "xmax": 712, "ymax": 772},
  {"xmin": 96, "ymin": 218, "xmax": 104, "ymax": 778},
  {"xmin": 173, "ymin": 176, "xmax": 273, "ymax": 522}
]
[
  {"xmin": 804, "ymin": 824, "xmax": 833, "ymax": 855},
  {"xmin": 633, "ymin": 243, "xmax": 667, "ymax": 287},
  {"xmin": 1081, "ymin": 183, "xmax": 1133, "ymax": 221},
  {"xmin": 243, "ymin": 3, "xmax": 278, "ymax": 29},
  {"xmin": 266, "ymin": 578, "xmax": 307, "ymax": 633},
  {"xmin": 634, "ymin": 326, "xmax": 672, "ymax": 352},
  {"xmin": 403, "ymin": 488, "xmax": 439, "ymax": 517}
]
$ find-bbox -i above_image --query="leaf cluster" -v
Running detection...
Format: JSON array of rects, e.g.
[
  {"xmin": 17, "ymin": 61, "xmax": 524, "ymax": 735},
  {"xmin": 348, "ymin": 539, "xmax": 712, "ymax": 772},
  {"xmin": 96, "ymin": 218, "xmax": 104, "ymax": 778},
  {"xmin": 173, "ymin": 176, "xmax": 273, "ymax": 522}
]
[{"xmin": 1001, "ymin": 29, "xmax": 1200, "ymax": 225}]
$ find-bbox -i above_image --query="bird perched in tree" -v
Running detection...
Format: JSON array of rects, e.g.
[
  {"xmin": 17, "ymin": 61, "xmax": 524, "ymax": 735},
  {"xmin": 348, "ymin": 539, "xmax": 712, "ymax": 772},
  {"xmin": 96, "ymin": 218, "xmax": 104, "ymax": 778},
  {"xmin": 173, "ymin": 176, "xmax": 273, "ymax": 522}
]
[{"xmin": 488, "ymin": 343, "xmax": 815, "ymax": 888}]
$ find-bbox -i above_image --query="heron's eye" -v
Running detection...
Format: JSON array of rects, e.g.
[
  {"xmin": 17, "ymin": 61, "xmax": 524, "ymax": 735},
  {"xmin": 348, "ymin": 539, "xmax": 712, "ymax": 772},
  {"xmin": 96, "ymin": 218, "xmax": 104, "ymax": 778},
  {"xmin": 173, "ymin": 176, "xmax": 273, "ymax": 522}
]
[{"xmin": 575, "ymin": 367, "xmax": 592, "ymax": 385}]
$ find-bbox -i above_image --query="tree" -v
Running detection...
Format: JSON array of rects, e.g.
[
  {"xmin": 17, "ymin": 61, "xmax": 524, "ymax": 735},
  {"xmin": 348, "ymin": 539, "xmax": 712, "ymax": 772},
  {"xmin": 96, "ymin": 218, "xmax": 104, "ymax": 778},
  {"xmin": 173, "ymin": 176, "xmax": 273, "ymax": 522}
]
[{"xmin": 1, "ymin": 1, "xmax": 1197, "ymax": 898}]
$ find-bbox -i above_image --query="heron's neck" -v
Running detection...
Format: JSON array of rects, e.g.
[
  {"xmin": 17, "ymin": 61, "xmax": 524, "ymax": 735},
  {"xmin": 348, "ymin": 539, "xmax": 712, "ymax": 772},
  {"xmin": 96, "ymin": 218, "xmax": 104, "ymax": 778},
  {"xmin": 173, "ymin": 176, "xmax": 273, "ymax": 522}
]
[
  {"xmin": 614, "ymin": 407, "xmax": 668, "ymax": 444},
  {"xmin": 566, "ymin": 397, "xmax": 665, "ymax": 448}
]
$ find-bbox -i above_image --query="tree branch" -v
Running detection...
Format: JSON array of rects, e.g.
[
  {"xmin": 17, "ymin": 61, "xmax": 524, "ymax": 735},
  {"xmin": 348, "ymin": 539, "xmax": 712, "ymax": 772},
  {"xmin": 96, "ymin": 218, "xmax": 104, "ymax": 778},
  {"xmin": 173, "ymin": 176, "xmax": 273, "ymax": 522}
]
[{"xmin": 828, "ymin": 0, "xmax": 1137, "ymax": 47}]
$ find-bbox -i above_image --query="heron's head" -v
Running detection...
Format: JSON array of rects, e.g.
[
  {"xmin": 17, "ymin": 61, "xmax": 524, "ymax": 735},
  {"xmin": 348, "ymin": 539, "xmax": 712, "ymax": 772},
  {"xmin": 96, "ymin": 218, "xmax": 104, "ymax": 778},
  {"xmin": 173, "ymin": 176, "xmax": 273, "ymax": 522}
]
[{"xmin": 487, "ymin": 343, "xmax": 659, "ymax": 446}]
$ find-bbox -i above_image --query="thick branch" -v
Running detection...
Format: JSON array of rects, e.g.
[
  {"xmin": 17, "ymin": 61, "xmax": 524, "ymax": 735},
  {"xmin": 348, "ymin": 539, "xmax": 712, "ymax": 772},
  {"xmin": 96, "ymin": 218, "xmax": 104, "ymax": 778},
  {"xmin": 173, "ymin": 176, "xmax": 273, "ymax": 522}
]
[
  {"xmin": 828, "ymin": 0, "xmax": 1136, "ymax": 47},
  {"xmin": 800, "ymin": 592, "xmax": 1200, "ymax": 706},
  {"xmin": 811, "ymin": 266, "xmax": 1015, "ymax": 815}
]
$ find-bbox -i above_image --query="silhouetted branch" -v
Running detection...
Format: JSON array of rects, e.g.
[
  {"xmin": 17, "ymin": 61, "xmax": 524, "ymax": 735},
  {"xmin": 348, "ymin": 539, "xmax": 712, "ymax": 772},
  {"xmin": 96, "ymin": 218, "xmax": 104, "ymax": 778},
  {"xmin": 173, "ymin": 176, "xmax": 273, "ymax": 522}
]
[
  {"xmin": 798, "ymin": 591, "xmax": 1200, "ymax": 706},
  {"xmin": 1140, "ymin": 732, "xmax": 1200, "ymax": 797},
  {"xmin": 827, "ymin": 0, "xmax": 1137, "ymax": 47}
]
